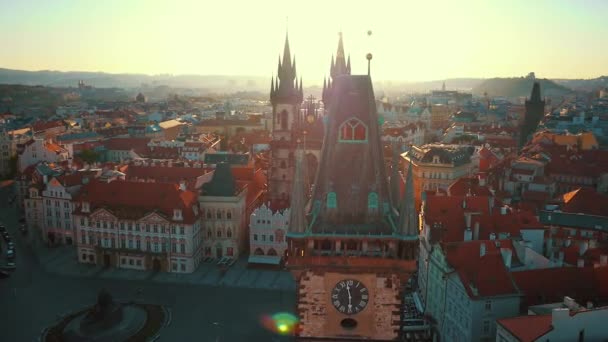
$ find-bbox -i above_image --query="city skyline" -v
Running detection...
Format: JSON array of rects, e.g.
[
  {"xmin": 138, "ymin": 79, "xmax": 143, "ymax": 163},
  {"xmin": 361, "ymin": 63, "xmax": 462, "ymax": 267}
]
[{"xmin": 1, "ymin": 0, "xmax": 607, "ymax": 82}]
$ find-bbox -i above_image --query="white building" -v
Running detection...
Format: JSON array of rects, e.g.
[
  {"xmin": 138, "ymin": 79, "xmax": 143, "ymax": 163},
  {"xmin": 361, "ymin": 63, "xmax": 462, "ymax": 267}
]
[
  {"xmin": 497, "ymin": 298, "xmax": 608, "ymax": 342},
  {"xmin": 17, "ymin": 137, "xmax": 71, "ymax": 172},
  {"xmin": 73, "ymin": 180, "xmax": 203, "ymax": 273},
  {"xmin": 248, "ymin": 203, "xmax": 289, "ymax": 266}
]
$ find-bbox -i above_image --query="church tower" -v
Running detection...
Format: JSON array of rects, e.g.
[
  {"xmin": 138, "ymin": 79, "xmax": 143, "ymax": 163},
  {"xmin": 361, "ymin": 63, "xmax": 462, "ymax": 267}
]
[
  {"xmin": 269, "ymin": 33, "xmax": 304, "ymax": 209},
  {"xmin": 322, "ymin": 33, "xmax": 351, "ymax": 107},
  {"xmin": 287, "ymin": 74, "xmax": 418, "ymax": 341},
  {"xmin": 519, "ymin": 82, "xmax": 545, "ymax": 150}
]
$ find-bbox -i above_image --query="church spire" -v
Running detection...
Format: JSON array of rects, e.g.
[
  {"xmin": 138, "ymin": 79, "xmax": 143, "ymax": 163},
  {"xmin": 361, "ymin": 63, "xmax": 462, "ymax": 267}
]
[
  {"xmin": 398, "ymin": 159, "xmax": 418, "ymax": 236},
  {"xmin": 272, "ymin": 31, "xmax": 300, "ymax": 105},
  {"xmin": 288, "ymin": 144, "xmax": 308, "ymax": 234},
  {"xmin": 331, "ymin": 32, "xmax": 349, "ymax": 79},
  {"xmin": 530, "ymin": 81, "xmax": 541, "ymax": 103}
]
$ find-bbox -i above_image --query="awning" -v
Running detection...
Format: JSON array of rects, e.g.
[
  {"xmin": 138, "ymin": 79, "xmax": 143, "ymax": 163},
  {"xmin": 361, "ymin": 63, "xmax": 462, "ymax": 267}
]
[{"xmin": 247, "ymin": 256, "xmax": 281, "ymax": 265}]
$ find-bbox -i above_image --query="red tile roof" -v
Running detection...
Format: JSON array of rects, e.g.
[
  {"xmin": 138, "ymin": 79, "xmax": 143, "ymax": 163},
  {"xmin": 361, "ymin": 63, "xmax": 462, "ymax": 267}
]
[
  {"xmin": 558, "ymin": 187, "xmax": 608, "ymax": 217},
  {"xmin": 512, "ymin": 267, "xmax": 597, "ymax": 307},
  {"xmin": 124, "ymin": 165, "xmax": 209, "ymax": 189},
  {"xmin": 497, "ymin": 315, "xmax": 553, "ymax": 342},
  {"xmin": 447, "ymin": 176, "xmax": 492, "ymax": 197},
  {"xmin": 74, "ymin": 180, "xmax": 200, "ymax": 224},
  {"xmin": 103, "ymin": 138, "xmax": 150, "ymax": 151},
  {"xmin": 32, "ymin": 120, "xmax": 65, "ymax": 132},
  {"xmin": 443, "ymin": 240, "xmax": 519, "ymax": 298}
]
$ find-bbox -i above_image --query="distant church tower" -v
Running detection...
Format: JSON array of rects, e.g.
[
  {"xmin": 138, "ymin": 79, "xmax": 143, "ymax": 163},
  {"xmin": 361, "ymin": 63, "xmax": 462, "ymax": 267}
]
[
  {"xmin": 519, "ymin": 82, "xmax": 545, "ymax": 149},
  {"xmin": 269, "ymin": 33, "xmax": 304, "ymax": 209},
  {"xmin": 322, "ymin": 33, "xmax": 351, "ymax": 107}
]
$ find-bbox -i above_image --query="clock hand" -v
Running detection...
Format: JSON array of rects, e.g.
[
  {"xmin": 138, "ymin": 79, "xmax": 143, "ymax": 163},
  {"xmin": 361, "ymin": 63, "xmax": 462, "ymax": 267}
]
[{"xmin": 346, "ymin": 284, "xmax": 352, "ymax": 306}]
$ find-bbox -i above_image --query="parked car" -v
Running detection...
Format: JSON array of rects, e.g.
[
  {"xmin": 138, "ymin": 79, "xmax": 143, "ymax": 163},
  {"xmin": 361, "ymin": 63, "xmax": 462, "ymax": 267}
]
[
  {"xmin": 1, "ymin": 261, "xmax": 16, "ymax": 271},
  {"xmin": 6, "ymin": 249, "xmax": 15, "ymax": 258},
  {"xmin": 0, "ymin": 270, "xmax": 10, "ymax": 279},
  {"xmin": 19, "ymin": 224, "xmax": 27, "ymax": 235},
  {"xmin": 1, "ymin": 232, "xmax": 9, "ymax": 241}
]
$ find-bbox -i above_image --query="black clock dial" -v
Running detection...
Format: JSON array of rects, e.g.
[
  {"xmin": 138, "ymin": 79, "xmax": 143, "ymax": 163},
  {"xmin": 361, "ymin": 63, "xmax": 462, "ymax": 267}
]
[{"xmin": 331, "ymin": 279, "xmax": 368, "ymax": 315}]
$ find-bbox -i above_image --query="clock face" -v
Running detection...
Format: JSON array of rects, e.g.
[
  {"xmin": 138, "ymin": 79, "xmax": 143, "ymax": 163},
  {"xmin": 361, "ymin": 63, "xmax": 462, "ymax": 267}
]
[{"xmin": 331, "ymin": 279, "xmax": 369, "ymax": 315}]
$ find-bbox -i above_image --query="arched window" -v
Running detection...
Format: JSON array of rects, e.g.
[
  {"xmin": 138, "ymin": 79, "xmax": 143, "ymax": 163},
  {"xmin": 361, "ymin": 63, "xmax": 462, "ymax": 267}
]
[
  {"xmin": 280, "ymin": 110, "xmax": 288, "ymax": 130},
  {"xmin": 226, "ymin": 211, "xmax": 232, "ymax": 219},
  {"xmin": 327, "ymin": 192, "xmax": 337, "ymax": 209},
  {"xmin": 368, "ymin": 192, "xmax": 378, "ymax": 209},
  {"xmin": 254, "ymin": 248, "xmax": 264, "ymax": 256},
  {"xmin": 226, "ymin": 229, "xmax": 232, "ymax": 238},
  {"xmin": 216, "ymin": 210, "xmax": 222, "ymax": 219},
  {"xmin": 339, "ymin": 117, "xmax": 368, "ymax": 142},
  {"xmin": 267, "ymin": 248, "xmax": 278, "ymax": 256},
  {"xmin": 217, "ymin": 228, "xmax": 222, "ymax": 238}
]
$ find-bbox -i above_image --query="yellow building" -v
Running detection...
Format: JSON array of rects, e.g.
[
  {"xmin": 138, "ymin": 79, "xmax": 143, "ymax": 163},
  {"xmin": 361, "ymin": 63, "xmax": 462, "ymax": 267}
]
[{"xmin": 402, "ymin": 144, "xmax": 475, "ymax": 208}]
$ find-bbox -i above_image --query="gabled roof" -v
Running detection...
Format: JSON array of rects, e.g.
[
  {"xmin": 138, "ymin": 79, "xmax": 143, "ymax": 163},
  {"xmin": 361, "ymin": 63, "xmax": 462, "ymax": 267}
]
[
  {"xmin": 497, "ymin": 315, "xmax": 553, "ymax": 342},
  {"xmin": 103, "ymin": 137, "xmax": 150, "ymax": 151},
  {"xmin": 74, "ymin": 180, "xmax": 199, "ymax": 223},
  {"xmin": 512, "ymin": 267, "xmax": 597, "ymax": 307},
  {"xmin": 558, "ymin": 187, "xmax": 608, "ymax": 217},
  {"xmin": 443, "ymin": 240, "xmax": 519, "ymax": 298},
  {"xmin": 123, "ymin": 165, "xmax": 210, "ymax": 189}
]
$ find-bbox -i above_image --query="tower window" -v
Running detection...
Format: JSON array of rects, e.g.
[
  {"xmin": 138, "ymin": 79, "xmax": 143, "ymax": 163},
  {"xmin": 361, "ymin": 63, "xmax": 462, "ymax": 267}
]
[
  {"xmin": 339, "ymin": 117, "xmax": 368, "ymax": 142},
  {"xmin": 368, "ymin": 192, "xmax": 378, "ymax": 209},
  {"xmin": 327, "ymin": 192, "xmax": 337, "ymax": 209},
  {"xmin": 280, "ymin": 110, "xmax": 288, "ymax": 130}
]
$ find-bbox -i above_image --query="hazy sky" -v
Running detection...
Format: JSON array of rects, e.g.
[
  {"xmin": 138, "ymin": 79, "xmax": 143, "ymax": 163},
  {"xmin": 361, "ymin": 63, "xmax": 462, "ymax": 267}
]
[{"xmin": 1, "ymin": 0, "xmax": 607, "ymax": 84}]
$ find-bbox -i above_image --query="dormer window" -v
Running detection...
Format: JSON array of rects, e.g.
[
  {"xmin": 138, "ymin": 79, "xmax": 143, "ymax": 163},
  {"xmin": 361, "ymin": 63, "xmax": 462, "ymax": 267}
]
[
  {"xmin": 339, "ymin": 118, "xmax": 368, "ymax": 143},
  {"xmin": 173, "ymin": 209, "xmax": 183, "ymax": 221},
  {"xmin": 82, "ymin": 202, "xmax": 90, "ymax": 213},
  {"xmin": 433, "ymin": 156, "xmax": 440, "ymax": 164}
]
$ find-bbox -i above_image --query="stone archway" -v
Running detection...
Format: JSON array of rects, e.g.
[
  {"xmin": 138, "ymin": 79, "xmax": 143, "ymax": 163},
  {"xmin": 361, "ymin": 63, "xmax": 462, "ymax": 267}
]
[
  {"xmin": 254, "ymin": 248, "xmax": 264, "ymax": 256},
  {"xmin": 152, "ymin": 259, "xmax": 161, "ymax": 272},
  {"xmin": 267, "ymin": 248, "xmax": 278, "ymax": 256}
]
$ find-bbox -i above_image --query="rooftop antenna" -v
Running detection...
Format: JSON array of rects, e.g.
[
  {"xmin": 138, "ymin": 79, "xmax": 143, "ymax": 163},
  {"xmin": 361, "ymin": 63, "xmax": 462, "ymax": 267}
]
[{"xmin": 366, "ymin": 30, "xmax": 373, "ymax": 76}]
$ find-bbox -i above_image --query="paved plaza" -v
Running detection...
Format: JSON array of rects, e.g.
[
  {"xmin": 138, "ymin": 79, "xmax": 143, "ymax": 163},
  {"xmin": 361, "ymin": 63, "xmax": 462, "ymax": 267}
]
[{"xmin": 0, "ymin": 186, "xmax": 296, "ymax": 341}]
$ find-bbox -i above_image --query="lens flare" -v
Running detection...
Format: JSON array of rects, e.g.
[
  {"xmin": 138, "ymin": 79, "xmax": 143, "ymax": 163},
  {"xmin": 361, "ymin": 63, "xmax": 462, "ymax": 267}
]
[{"xmin": 260, "ymin": 312, "xmax": 299, "ymax": 335}]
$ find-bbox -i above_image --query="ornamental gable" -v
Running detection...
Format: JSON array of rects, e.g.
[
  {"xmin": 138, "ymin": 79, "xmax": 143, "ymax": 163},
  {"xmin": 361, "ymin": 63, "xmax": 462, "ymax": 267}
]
[
  {"xmin": 90, "ymin": 208, "xmax": 117, "ymax": 221},
  {"xmin": 139, "ymin": 212, "xmax": 169, "ymax": 224}
]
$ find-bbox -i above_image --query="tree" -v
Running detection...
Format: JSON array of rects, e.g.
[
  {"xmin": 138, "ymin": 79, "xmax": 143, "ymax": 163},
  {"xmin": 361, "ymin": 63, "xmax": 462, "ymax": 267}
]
[{"xmin": 79, "ymin": 149, "xmax": 100, "ymax": 164}]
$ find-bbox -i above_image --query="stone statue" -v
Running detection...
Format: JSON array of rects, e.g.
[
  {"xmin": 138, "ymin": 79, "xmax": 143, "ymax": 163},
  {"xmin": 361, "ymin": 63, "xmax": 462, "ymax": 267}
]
[{"xmin": 80, "ymin": 289, "xmax": 123, "ymax": 334}]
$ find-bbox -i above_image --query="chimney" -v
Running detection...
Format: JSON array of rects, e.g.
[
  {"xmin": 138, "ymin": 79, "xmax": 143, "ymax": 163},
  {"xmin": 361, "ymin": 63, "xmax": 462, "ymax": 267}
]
[
  {"xmin": 579, "ymin": 241, "xmax": 589, "ymax": 256},
  {"xmin": 473, "ymin": 222, "xmax": 480, "ymax": 240},
  {"xmin": 600, "ymin": 254, "xmax": 608, "ymax": 266},
  {"xmin": 577, "ymin": 258, "xmax": 585, "ymax": 268},
  {"xmin": 464, "ymin": 228, "xmax": 472, "ymax": 241},
  {"xmin": 500, "ymin": 206, "xmax": 507, "ymax": 215},
  {"xmin": 480, "ymin": 243, "xmax": 486, "ymax": 257},
  {"xmin": 489, "ymin": 233, "xmax": 496, "ymax": 241},
  {"xmin": 500, "ymin": 248, "xmax": 512, "ymax": 269}
]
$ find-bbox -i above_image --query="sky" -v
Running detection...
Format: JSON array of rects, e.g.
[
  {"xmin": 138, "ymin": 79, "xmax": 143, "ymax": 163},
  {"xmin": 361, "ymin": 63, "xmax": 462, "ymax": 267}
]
[{"xmin": 1, "ymin": 0, "xmax": 607, "ymax": 84}]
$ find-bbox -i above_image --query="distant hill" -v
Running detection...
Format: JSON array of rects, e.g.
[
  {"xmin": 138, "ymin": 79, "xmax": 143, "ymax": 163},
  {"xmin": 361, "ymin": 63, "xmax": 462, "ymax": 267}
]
[
  {"xmin": 553, "ymin": 76, "xmax": 608, "ymax": 92},
  {"xmin": 0, "ymin": 68, "xmax": 271, "ymax": 93},
  {"xmin": 472, "ymin": 77, "xmax": 573, "ymax": 99}
]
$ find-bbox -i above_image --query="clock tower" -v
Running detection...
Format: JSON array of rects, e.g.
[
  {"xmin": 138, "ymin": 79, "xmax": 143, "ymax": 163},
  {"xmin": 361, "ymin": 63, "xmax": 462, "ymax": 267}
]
[
  {"xmin": 286, "ymin": 74, "xmax": 418, "ymax": 341},
  {"xmin": 269, "ymin": 33, "xmax": 304, "ymax": 209}
]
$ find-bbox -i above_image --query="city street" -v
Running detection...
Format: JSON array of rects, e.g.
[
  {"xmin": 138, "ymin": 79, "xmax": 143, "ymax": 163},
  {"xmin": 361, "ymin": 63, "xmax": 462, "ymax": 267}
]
[{"xmin": 0, "ymin": 185, "xmax": 296, "ymax": 341}]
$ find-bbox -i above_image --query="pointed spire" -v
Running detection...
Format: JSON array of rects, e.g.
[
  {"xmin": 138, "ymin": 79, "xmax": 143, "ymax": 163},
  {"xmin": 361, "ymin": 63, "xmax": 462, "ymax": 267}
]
[
  {"xmin": 298, "ymin": 77, "xmax": 303, "ymax": 102},
  {"xmin": 289, "ymin": 144, "xmax": 308, "ymax": 234},
  {"xmin": 346, "ymin": 55, "xmax": 351, "ymax": 74},
  {"xmin": 277, "ymin": 55, "xmax": 282, "ymax": 77},
  {"xmin": 330, "ymin": 55, "xmax": 335, "ymax": 77},
  {"xmin": 270, "ymin": 75, "xmax": 275, "ymax": 99},
  {"xmin": 398, "ymin": 158, "xmax": 417, "ymax": 236},
  {"xmin": 282, "ymin": 33, "xmax": 292, "ymax": 71},
  {"xmin": 292, "ymin": 56, "xmax": 297, "ymax": 80},
  {"xmin": 442, "ymin": 81, "xmax": 446, "ymax": 91},
  {"xmin": 530, "ymin": 81, "xmax": 541, "ymax": 102},
  {"xmin": 331, "ymin": 32, "xmax": 348, "ymax": 78},
  {"xmin": 322, "ymin": 77, "xmax": 328, "ymax": 105}
]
